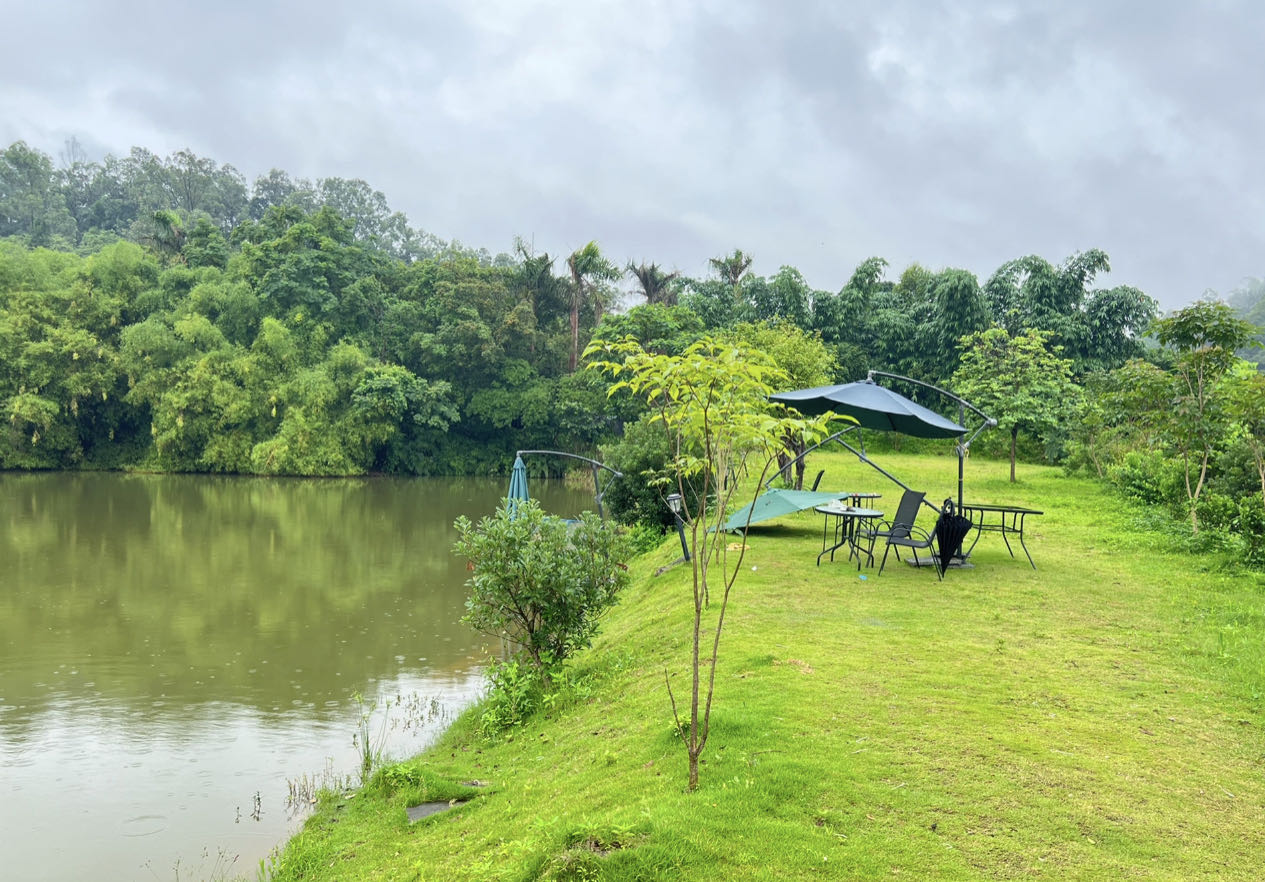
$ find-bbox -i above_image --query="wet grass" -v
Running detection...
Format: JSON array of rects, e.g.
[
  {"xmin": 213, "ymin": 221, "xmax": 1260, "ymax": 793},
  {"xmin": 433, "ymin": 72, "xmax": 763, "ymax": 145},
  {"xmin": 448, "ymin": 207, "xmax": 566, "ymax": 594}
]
[{"xmin": 265, "ymin": 452, "xmax": 1265, "ymax": 880}]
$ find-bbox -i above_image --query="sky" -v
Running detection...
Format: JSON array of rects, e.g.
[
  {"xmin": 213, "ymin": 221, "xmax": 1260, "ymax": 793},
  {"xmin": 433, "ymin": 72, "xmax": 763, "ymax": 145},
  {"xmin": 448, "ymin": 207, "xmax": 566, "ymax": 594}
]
[{"xmin": 2, "ymin": 0, "xmax": 1262, "ymax": 311}]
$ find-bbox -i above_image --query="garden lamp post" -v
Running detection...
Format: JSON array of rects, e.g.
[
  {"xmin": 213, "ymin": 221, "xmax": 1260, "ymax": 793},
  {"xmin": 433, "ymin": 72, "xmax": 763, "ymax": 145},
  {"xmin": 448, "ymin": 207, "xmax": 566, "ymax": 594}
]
[{"xmin": 665, "ymin": 492, "xmax": 690, "ymax": 562}]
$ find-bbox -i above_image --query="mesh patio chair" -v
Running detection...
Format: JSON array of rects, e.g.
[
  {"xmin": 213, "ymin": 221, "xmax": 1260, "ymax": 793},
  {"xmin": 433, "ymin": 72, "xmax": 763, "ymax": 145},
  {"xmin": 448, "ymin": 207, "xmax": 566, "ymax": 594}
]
[{"xmin": 860, "ymin": 489, "xmax": 941, "ymax": 580}]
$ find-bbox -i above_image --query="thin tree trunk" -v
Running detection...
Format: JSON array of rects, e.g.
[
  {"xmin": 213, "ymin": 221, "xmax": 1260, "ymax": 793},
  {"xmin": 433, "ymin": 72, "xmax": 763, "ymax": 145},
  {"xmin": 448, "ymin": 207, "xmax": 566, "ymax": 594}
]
[
  {"xmin": 1010, "ymin": 428, "xmax": 1018, "ymax": 482},
  {"xmin": 688, "ymin": 516, "xmax": 703, "ymax": 791},
  {"xmin": 569, "ymin": 302, "xmax": 579, "ymax": 372},
  {"xmin": 1255, "ymin": 446, "xmax": 1265, "ymax": 509},
  {"xmin": 1183, "ymin": 449, "xmax": 1198, "ymax": 533}
]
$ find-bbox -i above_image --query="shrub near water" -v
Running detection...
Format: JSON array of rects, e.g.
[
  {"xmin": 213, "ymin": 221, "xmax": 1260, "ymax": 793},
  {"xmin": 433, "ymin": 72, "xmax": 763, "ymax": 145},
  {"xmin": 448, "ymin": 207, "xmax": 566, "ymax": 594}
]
[{"xmin": 453, "ymin": 500, "xmax": 631, "ymax": 733}]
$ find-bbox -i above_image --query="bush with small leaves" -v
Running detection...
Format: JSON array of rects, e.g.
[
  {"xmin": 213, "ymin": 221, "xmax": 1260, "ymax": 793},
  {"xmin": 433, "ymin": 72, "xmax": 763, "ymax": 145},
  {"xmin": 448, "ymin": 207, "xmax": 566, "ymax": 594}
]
[{"xmin": 454, "ymin": 500, "xmax": 631, "ymax": 671}]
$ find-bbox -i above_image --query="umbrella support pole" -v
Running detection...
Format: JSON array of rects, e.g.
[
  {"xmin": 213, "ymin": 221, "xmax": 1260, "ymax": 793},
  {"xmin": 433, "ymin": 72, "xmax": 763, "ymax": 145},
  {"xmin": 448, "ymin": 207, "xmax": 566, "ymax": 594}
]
[
  {"xmin": 763, "ymin": 427, "xmax": 861, "ymax": 489},
  {"xmin": 831, "ymin": 436, "xmax": 944, "ymax": 515},
  {"xmin": 516, "ymin": 450, "xmax": 624, "ymax": 519},
  {"xmin": 865, "ymin": 371, "xmax": 997, "ymax": 512},
  {"xmin": 766, "ymin": 427, "xmax": 945, "ymax": 516}
]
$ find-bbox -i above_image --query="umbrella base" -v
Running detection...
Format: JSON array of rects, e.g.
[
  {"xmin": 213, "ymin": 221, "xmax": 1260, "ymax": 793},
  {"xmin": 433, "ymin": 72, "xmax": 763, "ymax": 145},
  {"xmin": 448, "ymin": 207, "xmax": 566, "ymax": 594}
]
[{"xmin": 905, "ymin": 554, "xmax": 974, "ymax": 570}]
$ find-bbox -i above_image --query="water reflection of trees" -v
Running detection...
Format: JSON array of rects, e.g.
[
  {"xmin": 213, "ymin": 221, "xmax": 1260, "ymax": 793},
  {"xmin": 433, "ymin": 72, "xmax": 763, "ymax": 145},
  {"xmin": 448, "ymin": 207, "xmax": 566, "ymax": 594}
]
[{"xmin": 0, "ymin": 473, "xmax": 589, "ymax": 736}]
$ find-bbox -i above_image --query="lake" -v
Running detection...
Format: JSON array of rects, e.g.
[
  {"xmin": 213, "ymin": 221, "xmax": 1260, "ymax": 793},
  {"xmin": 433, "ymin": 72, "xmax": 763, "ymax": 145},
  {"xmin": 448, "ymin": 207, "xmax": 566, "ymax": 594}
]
[{"xmin": 0, "ymin": 471, "xmax": 593, "ymax": 881}]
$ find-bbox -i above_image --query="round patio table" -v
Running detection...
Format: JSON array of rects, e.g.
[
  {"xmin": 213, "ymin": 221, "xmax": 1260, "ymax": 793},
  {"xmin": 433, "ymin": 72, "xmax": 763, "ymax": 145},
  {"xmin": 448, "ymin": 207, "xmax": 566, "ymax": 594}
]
[{"xmin": 815, "ymin": 502, "xmax": 883, "ymax": 568}]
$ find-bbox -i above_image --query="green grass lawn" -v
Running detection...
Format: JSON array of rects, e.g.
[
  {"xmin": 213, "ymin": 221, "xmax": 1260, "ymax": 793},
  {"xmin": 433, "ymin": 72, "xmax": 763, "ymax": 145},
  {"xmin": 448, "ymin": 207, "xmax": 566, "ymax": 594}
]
[{"xmin": 268, "ymin": 452, "xmax": 1265, "ymax": 880}]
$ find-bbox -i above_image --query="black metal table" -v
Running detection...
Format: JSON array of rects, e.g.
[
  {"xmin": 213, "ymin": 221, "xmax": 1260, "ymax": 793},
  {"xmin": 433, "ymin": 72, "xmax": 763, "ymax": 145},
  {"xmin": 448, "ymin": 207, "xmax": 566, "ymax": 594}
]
[
  {"xmin": 958, "ymin": 503, "xmax": 1044, "ymax": 568},
  {"xmin": 815, "ymin": 503, "xmax": 883, "ymax": 568}
]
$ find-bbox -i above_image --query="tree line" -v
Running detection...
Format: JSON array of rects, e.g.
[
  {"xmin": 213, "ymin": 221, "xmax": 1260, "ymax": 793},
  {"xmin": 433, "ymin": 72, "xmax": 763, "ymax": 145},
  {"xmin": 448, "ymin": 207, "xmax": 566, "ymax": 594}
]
[
  {"xmin": 0, "ymin": 140, "xmax": 1159, "ymax": 475},
  {"xmin": 0, "ymin": 139, "xmax": 1232, "ymax": 498}
]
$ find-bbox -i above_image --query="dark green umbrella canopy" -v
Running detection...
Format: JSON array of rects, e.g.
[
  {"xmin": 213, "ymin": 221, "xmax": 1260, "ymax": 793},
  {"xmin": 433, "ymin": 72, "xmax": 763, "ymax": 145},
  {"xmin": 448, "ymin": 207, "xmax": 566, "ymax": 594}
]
[
  {"xmin": 770, "ymin": 381, "xmax": 966, "ymax": 439},
  {"xmin": 722, "ymin": 488, "xmax": 848, "ymax": 532}
]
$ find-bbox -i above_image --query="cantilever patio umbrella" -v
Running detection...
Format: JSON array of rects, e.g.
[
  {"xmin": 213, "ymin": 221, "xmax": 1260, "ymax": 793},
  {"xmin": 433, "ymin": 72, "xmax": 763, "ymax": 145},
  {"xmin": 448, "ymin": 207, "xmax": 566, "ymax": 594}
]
[
  {"xmin": 770, "ymin": 374, "xmax": 994, "ymax": 514},
  {"xmin": 770, "ymin": 381, "xmax": 966, "ymax": 438}
]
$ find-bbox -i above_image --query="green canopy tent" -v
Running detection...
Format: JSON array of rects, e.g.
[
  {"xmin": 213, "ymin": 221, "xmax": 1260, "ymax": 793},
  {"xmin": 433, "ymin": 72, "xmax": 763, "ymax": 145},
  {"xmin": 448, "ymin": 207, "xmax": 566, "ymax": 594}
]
[{"xmin": 722, "ymin": 487, "xmax": 849, "ymax": 533}]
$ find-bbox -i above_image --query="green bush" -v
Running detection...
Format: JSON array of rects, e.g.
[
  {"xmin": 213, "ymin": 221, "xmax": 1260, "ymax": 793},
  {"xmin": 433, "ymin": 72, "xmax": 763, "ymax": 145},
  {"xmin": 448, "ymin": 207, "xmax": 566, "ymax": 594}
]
[
  {"xmin": 1195, "ymin": 492, "xmax": 1239, "ymax": 533},
  {"xmin": 1207, "ymin": 437, "xmax": 1265, "ymax": 501},
  {"xmin": 454, "ymin": 500, "xmax": 632, "ymax": 669},
  {"xmin": 478, "ymin": 657, "xmax": 549, "ymax": 736},
  {"xmin": 1107, "ymin": 450, "xmax": 1185, "ymax": 510},
  {"xmin": 1236, "ymin": 495, "xmax": 1265, "ymax": 567},
  {"xmin": 600, "ymin": 416, "xmax": 678, "ymax": 532}
]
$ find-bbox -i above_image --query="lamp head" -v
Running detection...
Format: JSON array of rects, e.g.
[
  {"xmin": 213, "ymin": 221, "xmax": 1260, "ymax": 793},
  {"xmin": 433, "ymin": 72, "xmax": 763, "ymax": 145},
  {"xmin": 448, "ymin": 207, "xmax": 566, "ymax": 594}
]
[{"xmin": 665, "ymin": 492, "xmax": 683, "ymax": 515}]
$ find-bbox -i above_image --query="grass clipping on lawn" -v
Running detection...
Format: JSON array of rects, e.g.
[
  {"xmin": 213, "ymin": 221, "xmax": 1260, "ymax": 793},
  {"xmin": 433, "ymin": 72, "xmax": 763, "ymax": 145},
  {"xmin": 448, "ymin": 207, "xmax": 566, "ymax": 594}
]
[{"xmin": 269, "ymin": 451, "xmax": 1265, "ymax": 881}]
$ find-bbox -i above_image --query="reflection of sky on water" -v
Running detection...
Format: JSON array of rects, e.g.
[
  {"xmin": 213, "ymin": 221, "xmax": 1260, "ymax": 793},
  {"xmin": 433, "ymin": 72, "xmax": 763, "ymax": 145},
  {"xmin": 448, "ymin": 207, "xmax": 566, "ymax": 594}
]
[
  {"xmin": 1, "ymin": 672, "xmax": 485, "ymax": 882},
  {"xmin": 0, "ymin": 472, "xmax": 591, "ymax": 881}
]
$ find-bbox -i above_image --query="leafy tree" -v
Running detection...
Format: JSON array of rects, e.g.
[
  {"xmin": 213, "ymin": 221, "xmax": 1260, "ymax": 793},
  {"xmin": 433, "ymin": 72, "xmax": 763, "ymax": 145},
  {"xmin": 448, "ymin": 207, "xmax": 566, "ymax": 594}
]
[
  {"xmin": 599, "ymin": 414, "xmax": 681, "ymax": 531},
  {"xmin": 679, "ymin": 277, "xmax": 740, "ymax": 329},
  {"xmin": 952, "ymin": 327, "xmax": 1080, "ymax": 482},
  {"xmin": 165, "ymin": 149, "xmax": 248, "ymax": 230},
  {"xmin": 1080, "ymin": 284, "xmax": 1157, "ymax": 372},
  {"xmin": 871, "ymin": 263, "xmax": 935, "ymax": 378},
  {"xmin": 184, "ymin": 217, "xmax": 230, "ymax": 270},
  {"xmin": 707, "ymin": 248, "xmax": 753, "ymax": 290},
  {"xmin": 316, "ymin": 176, "xmax": 413, "ymax": 258},
  {"xmin": 1225, "ymin": 364, "xmax": 1265, "ymax": 508},
  {"xmin": 594, "ymin": 303, "xmax": 704, "ymax": 355},
  {"xmin": 1064, "ymin": 364, "xmax": 1171, "ymax": 479},
  {"xmin": 1152, "ymin": 300, "xmax": 1257, "ymax": 530},
  {"xmin": 0, "ymin": 141, "xmax": 76, "ymax": 246},
  {"xmin": 721, "ymin": 320, "xmax": 834, "ymax": 487},
  {"xmin": 454, "ymin": 500, "xmax": 631, "ymax": 670},
  {"xmin": 812, "ymin": 256, "xmax": 892, "ymax": 377},
  {"xmin": 0, "ymin": 248, "xmax": 134, "ymax": 467},
  {"xmin": 983, "ymin": 249, "xmax": 1156, "ymax": 374},
  {"xmin": 248, "ymin": 169, "xmax": 318, "ymax": 220},
  {"xmin": 588, "ymin": 336, "xmax": 830, "ymax": 791},
  {"xmin": 138, "ymin": 209, "xmax": 187, "ymax": 263},
  {"xmin": 924, "ymin": 268, "xmax": 989, "ymax": 381},
  {"xmin": 744, "ymin": 266, "xmax": 814, "ymax": 328}
]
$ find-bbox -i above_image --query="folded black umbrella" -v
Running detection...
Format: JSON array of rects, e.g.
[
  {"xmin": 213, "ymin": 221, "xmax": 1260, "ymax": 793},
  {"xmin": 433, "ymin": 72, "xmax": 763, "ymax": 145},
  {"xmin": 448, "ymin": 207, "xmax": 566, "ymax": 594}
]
[{"xmin": 934, "ymin": 498, "xmax": 974, "ymax": 577}]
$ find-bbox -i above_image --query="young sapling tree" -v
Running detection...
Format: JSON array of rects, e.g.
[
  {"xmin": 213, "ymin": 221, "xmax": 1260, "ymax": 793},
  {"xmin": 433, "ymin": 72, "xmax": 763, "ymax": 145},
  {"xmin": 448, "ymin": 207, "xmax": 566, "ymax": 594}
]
[{"xmin": 587, "ymin": 336, "xmax": 831, "ymax": 790}]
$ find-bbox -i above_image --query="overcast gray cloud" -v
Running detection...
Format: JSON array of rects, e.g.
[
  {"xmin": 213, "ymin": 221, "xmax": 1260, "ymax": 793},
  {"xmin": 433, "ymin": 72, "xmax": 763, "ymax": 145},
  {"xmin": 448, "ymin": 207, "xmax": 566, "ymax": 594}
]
[{"xmin": 3, "ymin": 0, "xmax": 1262, "ymax": 309}]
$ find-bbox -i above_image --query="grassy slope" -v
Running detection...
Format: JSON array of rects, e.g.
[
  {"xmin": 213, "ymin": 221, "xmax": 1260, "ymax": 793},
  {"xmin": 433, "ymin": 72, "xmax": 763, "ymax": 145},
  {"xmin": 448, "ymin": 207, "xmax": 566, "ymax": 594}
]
[{"xmin": 269, "ymin": 452, "xmax": 1265, "ymax": 880}]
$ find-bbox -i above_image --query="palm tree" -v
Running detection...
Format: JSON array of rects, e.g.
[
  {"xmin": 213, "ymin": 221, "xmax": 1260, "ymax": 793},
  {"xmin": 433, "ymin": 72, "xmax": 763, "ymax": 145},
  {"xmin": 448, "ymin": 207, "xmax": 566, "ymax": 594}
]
[
  {"xmin": 708, "ymin": 249, "xmax": 753, "ymax": 292},
  {"xmin": 566, "ymin": 241, "xmax": 620, "ymax": 371},
  {"xmin": 626, "ymin": 261, "xmax": 682, "ymax": 306}
]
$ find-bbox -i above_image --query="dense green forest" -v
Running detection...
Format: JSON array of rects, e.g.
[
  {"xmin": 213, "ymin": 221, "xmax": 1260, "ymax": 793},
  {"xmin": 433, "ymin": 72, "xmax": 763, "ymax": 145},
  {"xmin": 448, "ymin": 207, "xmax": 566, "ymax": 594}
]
[{"xmin": 5, "ymin": 138, "xmax": 1265, "ymax": 556}]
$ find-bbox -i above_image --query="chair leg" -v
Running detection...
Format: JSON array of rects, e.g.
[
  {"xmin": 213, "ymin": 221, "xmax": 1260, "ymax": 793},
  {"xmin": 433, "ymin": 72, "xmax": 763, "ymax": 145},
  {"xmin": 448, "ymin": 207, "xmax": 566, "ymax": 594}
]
[{"xmin": 879, "ymin": 542, "xmax": 892, "ymax": 575}]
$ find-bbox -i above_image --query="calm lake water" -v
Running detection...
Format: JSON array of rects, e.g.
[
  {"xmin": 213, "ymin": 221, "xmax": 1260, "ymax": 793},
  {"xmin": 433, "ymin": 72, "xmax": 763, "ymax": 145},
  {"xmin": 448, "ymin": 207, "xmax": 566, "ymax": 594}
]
[{"xmin": 0, "ymin": 471, "xmax": 592, "ymax": 882}]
